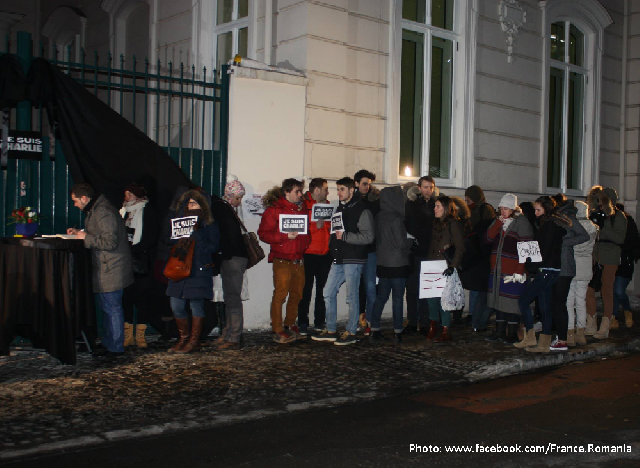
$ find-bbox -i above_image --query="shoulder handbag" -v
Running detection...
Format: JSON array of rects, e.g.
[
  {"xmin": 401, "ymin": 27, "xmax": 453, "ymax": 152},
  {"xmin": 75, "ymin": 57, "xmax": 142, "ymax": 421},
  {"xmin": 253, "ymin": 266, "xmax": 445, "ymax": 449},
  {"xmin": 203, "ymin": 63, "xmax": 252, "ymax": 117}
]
[
  {"xmin": 163, "ymin": 238, "xmax": 195, "ymax": 282},
  {"xmin": 231, "ymin": 206, "xmax": 265, "ymax": 269},
  {"xmin": 588, "ymin": 231, "xmax": 603, "ymax": 292}
]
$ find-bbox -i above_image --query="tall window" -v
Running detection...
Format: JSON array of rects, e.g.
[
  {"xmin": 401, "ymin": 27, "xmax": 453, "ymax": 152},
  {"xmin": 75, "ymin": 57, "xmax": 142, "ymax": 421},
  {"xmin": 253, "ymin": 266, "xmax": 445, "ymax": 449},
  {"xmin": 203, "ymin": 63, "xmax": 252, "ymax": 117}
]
[
  {"xmin": 214, "ymin": 0, "xmax": 249, "ymax": 71},
  {"xmin": 399, "ymin": 0, "xmax": 455, "ymax": 178},
  {"xmin": 547, "ymin": 21, "xmax": 586, "ymax": 190}
]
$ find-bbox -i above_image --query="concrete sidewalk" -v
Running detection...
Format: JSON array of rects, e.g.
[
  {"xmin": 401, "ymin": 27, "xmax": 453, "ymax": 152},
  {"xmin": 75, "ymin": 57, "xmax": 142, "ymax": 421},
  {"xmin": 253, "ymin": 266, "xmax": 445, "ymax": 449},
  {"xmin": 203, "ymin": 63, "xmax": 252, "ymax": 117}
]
[{"xmin": 1, "ymin": 313, "xmax": 639, "ymax": 462}]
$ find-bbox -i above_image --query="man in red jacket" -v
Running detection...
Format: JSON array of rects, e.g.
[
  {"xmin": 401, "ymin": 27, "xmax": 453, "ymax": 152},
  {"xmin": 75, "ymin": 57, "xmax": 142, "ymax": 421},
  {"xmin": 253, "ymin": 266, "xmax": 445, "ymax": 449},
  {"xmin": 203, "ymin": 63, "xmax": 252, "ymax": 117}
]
[
  {"xmin": 258, "ymin": 178, "xmax": 311, "ymax": 344},
  {"xmin": 297, "ymin": 178, "xmax": 331, "ymax": 335}
]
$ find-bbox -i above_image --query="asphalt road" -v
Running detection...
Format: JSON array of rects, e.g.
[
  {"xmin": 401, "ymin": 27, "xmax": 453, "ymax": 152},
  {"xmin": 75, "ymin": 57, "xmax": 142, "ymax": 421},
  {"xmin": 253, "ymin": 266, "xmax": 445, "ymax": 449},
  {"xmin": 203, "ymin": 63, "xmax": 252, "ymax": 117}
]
[{"xmin": 4, "ymin": 353, "xmax": 640, "ymax": 468}]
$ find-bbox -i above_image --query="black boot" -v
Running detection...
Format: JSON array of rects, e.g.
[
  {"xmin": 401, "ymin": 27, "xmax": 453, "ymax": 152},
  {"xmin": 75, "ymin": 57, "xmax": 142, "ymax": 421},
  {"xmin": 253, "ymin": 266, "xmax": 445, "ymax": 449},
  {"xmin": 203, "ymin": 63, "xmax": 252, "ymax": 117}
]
[
  {"xmin": 504, "ymin": 322, "xmax": 519, "ymax": 343},
  {"xmin": 452, "ymin": 309, "xmax": 464, "ymax": 327},
  {"xmin": 485, "ymin": 320, "xmax": 506, "ymax": 342},
  {"xmin": 393, "ymin": 333, "xmax": 403, "ymax": 345},
  {"xmin": 369, "ymin": 330, "xmax": 386, "ymax": 343}
]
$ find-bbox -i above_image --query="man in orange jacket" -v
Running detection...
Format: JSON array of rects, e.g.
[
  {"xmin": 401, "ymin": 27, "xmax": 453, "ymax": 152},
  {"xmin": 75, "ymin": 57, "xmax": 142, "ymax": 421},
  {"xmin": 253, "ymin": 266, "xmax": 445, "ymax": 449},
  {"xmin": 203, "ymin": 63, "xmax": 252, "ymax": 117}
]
[
  {"xmin": 258, "ymin": 178, "xmax": 311, "ymax": 344},
  {"xmin": 297, "ymin": 178, "xmax": 332, "ymax": 335}
]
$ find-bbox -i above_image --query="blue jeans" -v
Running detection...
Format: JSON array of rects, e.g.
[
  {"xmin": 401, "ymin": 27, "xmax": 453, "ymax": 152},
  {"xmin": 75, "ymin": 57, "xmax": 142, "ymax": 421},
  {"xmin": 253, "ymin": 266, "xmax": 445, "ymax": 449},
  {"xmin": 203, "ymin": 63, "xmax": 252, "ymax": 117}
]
[
  {"xmin": 613, "ymin": 276, "xmax": 632, "ymax": 317},
  {"xmin": 170, "ymin": 297, "xmax": 205, "ymax": 319},
  {"xmin": 469, "ymin": 290, "xmax": 494, "ymax": 329},
  {"xmin": 324, "ymin": 263, "xmax": 364, "ymax": 334},
  {"xmin": 98, "ymin": 289, "xmax": 125, "ymax": 353},
  {"xmin": 362, "ymin": 252, "xmax": 377, "ymax": 323},
  {"xmin": 518, "ymin": 270, "xmax": 559, "ymax": 333},
  {"xmin": 370, "ymin": 277, "xmax": 406, "ymax": 333}
]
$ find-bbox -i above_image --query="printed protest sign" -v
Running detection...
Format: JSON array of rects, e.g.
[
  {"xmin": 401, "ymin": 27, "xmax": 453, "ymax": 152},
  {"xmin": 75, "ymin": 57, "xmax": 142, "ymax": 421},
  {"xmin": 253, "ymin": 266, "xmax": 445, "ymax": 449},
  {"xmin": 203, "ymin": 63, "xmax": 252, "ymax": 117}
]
[
  {"xmin": 419, "ymin": 260, "xmax": 448, "ymax": 298},
  {"xmin": 311, "ymin": 203, "xmax": 335, "ymax": 221},
  {"xmin": 517, "ymin": 241, "xmax": 542, "ymax": 263},
  {"xmin": 171, "ymin": 216, "xmax": 198, "ymax": 239},
  {"xmin": 330, "ymin": 212, "xmax": 344, "ymax": 234},
  {"xmin": 279, "ymin": 214, "xmax": 308, "ymax": 234}
]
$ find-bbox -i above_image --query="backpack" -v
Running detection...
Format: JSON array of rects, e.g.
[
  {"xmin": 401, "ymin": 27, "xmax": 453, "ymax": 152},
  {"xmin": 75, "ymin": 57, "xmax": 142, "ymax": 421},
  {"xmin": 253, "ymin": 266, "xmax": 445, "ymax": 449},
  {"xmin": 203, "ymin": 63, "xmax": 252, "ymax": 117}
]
[{"xmin": 621, "ymin": 211, "xmax": 640, "ymax": 261}]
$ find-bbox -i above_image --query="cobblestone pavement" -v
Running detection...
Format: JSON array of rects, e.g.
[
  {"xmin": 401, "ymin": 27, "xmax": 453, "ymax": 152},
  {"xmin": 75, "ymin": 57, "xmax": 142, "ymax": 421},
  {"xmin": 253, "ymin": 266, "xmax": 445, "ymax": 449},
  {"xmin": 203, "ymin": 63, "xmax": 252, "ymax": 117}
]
[{"xmin": 1, "ymin": 314, "xmax": 639, "ymax": 462}]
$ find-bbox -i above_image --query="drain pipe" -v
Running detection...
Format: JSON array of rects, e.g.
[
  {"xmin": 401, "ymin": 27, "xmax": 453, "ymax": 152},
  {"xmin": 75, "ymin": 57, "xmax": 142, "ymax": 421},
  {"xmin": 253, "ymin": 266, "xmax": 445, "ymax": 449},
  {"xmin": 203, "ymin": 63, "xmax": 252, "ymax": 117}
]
[{"xmin": 619, "ymin": 0, "xmax": 628, "ymax": 204}]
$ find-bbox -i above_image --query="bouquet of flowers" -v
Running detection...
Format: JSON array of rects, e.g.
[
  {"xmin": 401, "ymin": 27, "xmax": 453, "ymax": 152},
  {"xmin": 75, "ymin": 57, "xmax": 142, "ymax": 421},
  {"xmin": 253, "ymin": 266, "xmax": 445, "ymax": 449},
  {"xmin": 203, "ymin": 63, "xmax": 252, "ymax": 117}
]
[{"xmin": 8, "ymin": 207, "xmax": 40, "ymax": 225}]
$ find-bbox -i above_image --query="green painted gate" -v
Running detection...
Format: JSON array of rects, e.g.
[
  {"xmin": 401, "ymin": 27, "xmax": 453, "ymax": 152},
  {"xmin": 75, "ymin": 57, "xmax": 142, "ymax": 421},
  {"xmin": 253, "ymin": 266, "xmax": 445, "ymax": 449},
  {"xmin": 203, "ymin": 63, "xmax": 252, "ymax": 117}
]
[{"xmin": 1, "ymin": 32, "xmax": 229, "ymax": 236}]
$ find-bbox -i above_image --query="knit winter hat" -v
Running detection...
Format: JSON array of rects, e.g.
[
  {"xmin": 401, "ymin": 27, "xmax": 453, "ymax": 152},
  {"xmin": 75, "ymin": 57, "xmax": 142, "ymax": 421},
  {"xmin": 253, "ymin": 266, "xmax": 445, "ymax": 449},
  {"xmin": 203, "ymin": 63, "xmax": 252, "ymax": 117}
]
[
  {"xmin": 464, "ymin": 185, "xmax": 484, "ymax": 204},
  {"xmin": 224, "ymin": 174, "xmax": 246, "ymax": 203},
  {"xmin": 603, "ymin": 187, "xmax": 618, "ymax": 205},
  {"xmin": 498, "ymin": 193, "xmax": 518, "ymax": 210},
  {"xmin": 124, "ymin": 183, "xmax": 147, "ymax": 199}
]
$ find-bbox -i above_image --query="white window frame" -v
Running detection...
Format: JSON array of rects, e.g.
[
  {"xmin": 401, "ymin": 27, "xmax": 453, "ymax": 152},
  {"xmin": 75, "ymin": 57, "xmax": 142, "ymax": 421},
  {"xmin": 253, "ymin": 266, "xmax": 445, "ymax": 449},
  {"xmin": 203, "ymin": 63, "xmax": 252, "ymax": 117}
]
[
  {"xmin": 387, "ymin": 0, "xmax": 475, "ymax": 188},
  {"xmin": 213, "ymin": 0, "xmax": 253, "ymax": 71},
  {"xmin": 540, "ymin": 0, "xmax": 612, "ymax": 196}
]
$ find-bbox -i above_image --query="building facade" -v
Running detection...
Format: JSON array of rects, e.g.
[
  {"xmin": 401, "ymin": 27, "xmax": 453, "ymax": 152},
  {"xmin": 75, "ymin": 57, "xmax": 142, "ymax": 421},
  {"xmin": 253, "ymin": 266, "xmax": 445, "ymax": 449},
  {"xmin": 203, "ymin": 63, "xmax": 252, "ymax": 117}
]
[{"xmin": 2, "ymin": 0, "xmax": 637, "ymax": 329}]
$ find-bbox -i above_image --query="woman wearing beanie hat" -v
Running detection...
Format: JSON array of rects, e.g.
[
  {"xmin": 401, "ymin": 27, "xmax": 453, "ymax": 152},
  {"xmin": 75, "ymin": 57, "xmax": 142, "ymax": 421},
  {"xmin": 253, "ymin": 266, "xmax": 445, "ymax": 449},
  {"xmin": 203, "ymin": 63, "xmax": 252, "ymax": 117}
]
[
  {"xmin": 484, "ymin": 193, "xmax": 534, "ymax": 344},
  {"xmin": 209, "ymin": 174, "xmax": 250, "ymax": 349}
]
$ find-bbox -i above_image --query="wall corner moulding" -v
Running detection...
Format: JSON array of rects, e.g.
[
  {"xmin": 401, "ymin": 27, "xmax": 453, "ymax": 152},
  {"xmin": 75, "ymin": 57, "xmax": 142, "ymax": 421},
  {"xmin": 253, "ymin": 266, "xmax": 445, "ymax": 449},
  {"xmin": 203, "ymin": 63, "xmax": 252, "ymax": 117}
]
[{"xmin": 498, "ymin": 0, "xmax": 527, "ymax": 64}]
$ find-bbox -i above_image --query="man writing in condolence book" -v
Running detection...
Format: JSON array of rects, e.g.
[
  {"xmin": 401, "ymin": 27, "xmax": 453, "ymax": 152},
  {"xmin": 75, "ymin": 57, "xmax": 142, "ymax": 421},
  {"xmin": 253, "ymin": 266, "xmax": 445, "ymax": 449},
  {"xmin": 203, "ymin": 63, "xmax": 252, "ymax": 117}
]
[{"xmin": 67, "ymin": 183, "xmax": 134, "ymax": 357}]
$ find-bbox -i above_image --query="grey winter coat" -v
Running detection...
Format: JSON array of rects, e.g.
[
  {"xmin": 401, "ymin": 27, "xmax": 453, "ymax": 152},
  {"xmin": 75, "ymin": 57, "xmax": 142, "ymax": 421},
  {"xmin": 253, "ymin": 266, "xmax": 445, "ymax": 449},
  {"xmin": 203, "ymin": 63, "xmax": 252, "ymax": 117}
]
[
  {"xmin": 83, "ymin": 194, "xmax": 134, "ymax": 293},
  {"xmin": 376, "ymin": 186, "xmax": 413, "ymax": 268},
  {"xmin": 573, "ymin": 203, "xmax": 598, "ymax": 282},
  {"xmin": 558, "ymin": 203, "xmax": 589, "ymax": 277}
]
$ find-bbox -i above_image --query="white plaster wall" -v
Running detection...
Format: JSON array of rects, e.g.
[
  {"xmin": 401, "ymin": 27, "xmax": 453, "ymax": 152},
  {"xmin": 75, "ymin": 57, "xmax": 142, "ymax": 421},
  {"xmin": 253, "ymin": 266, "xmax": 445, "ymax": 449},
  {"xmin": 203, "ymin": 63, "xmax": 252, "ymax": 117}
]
[{"xmin": 226, "ymin": 72, "xmax": 308, "ymax": 329}]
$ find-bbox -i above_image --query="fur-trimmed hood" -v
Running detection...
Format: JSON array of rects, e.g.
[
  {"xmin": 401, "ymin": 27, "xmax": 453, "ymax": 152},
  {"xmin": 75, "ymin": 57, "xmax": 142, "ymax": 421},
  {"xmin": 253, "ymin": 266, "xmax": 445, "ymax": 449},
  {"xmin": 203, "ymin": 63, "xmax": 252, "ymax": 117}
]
[
  {"xmin": 262, "ymin": 186, "xmax": 285, "ymax": 208},
  {"xmin": 176, "ymin": 189, "xmax": 214, "ymax": 225},
  {"xmin": 450, "ymin": 196, "xmax": 471, "ymax": 222},
  {"xmin": 406, "ymin": 185, "xmax": 440, "ymax": 202},
  {"xmin": 587, "ymin": 185, "xmax": 615, "ymax": 216}
]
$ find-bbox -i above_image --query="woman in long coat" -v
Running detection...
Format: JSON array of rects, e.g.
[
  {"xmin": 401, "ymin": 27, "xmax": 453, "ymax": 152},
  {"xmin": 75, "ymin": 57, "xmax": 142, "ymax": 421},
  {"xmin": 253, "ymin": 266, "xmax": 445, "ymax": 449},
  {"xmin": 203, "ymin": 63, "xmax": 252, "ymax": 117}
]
[
  {"xmin": 166, "ymin": 189, "xmax": 220, "ymax": 353},
  {"xmin": 484, "ymin": 193, "xmax": 534, "ymax": 343}
]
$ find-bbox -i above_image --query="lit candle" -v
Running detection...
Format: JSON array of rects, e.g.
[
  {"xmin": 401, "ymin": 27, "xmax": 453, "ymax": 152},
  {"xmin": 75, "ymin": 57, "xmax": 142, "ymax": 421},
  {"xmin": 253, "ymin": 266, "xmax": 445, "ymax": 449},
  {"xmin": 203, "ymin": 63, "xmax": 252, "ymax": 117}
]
[{"xmin": 404, "ymin": 166, "xmax": 412, "ymax": 177}]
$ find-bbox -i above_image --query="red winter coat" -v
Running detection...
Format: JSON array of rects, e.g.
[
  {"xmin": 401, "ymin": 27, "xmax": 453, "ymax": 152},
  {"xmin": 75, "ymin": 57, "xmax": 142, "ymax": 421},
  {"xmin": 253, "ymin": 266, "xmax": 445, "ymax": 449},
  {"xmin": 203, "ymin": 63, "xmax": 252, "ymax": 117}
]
[
  {"xmin": 302, "ymin": 192, "xmax": 330, "ymax": 256},
  {"xmin": 258, "ymin": 196, "xmax": 311, "ymax": 262}
]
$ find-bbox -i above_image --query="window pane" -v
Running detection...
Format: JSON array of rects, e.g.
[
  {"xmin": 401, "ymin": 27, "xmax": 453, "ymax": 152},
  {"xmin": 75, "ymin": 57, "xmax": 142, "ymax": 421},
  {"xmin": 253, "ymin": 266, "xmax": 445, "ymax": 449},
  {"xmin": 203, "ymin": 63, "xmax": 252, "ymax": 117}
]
[
  {"xmin": 399, "ymin": 30, "xmax": 424, "ymax": 176},
  {"xmin": 238, "ymin": 27, "xmax": 248, "ymax": 58},
  {"xmin": 547, "ymin": 67, "xmax": 564, "ymax": 188},
  {"xmin": 238, "ymin": 0, "xmax": 249, "ymax": 19},
  {"xmin": 429, "ymin": 37, "xmax": 453, "ymax": 179},
  {"xmin": 403, "ymin": 0, "xmax": 426, "ymax": 23},
  {"xmin": 432, "ymin": 0, "xmax": 454, "ymax": 30},
  {"xmin": 567, "ymin": 72, "xmax": 584, "ymax": 190},
  {"xmin": 216, "ymin": 31, "xmax": 233, "ymax": 70},
  {"xmin": 550, "ymin": 22, "xmax": 565, "ymax": 61},
  {"xmin": 217, "ymin": 0, "xmax": 233, "ymax": 25},
  {"xmin": 569, "ymin": 24, "xmax": 584, "ymax": 66}
]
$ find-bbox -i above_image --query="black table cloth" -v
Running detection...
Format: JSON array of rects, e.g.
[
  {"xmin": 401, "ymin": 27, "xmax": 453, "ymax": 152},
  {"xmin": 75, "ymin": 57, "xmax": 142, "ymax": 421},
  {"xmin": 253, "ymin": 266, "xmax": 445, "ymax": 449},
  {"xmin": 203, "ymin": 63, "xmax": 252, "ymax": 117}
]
[{"xmin": 0, "ymin": 237, "xmax": 95, "ymax": 364}]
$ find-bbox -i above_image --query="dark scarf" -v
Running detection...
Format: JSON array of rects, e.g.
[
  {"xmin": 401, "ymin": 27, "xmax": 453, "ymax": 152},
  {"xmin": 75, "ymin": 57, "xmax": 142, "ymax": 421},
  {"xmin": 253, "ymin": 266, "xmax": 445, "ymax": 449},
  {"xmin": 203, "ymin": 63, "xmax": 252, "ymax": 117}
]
[{"xmin": 82, "ymin": 195, "xmax": 99, "ymax": 214}]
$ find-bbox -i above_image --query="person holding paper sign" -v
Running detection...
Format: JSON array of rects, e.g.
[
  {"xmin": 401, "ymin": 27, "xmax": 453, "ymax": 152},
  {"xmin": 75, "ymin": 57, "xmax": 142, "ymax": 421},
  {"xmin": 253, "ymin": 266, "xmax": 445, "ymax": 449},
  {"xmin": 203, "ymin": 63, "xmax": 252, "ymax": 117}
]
[
  {"xmin": 312, "ymin": 177, "xmax": 374, "ymax": 346},
  {"xmin": 258, "ymin": 179, "xmax": 310, "ymax": 344},
  {"xmin": 298, "ymin": 178, "xmax": 332, "ymax": 335},
  {"xmin": 483, "ymin": 193, "xmax": 533, "ymax": 343},
  {"xmin": 166, "ymin": 190, "xmax": 220, "ymax": 354},
  {"xmin": 424, "ymin": 195, "xmax": 465, "ymax": 343},
  {"xmin": 515, "ymin": 196, "xmax": 570, "ymax": 353}
]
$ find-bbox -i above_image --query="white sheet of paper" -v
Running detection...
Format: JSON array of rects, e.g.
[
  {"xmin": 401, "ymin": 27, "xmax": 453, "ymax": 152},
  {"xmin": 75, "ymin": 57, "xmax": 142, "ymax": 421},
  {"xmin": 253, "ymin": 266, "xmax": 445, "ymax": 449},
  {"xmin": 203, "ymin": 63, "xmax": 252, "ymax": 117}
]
[
  {"xmin": 517, "ymin": 241, "xmax": 542, "ymax": 263},
  {"xmin": 419, "ymin": 260, "xmax": 448, "ymax": 299}
]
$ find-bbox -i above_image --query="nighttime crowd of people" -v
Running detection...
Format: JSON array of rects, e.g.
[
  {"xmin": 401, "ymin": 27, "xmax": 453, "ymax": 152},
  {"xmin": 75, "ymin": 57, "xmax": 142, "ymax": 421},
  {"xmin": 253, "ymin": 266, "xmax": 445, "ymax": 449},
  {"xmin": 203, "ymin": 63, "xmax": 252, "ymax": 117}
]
[{"xmin": 66, "ymin": 170, "xmax": 638, "ymax": 356}]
